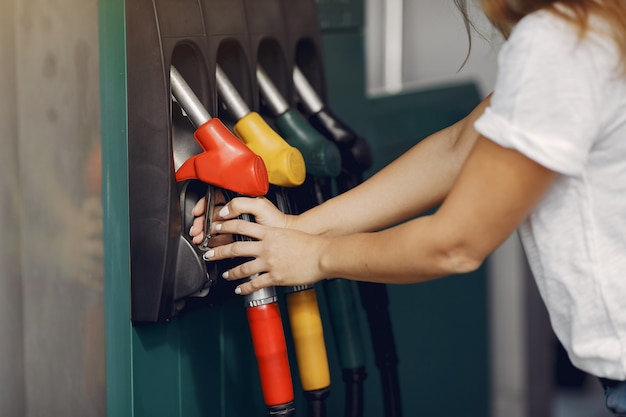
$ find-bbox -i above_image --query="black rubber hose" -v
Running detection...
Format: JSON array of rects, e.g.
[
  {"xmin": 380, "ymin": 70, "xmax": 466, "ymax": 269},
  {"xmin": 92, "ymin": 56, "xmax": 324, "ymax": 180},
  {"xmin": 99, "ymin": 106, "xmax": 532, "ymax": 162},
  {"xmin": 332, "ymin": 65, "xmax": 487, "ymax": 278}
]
[
  {"xmin": 304, "ymin": 387, "xmax": 330, "ymax": 417},
  {"xmin": 358, "ymin": 282, "xmax": 402, "ymax": 417},
  {"xmin": 342, "ymin": 367, "xmax": 367, "ymax": 417}
]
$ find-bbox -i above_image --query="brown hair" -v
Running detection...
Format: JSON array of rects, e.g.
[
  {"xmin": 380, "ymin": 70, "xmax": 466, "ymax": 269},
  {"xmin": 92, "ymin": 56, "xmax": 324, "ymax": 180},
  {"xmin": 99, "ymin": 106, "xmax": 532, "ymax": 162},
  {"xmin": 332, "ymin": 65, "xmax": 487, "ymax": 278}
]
[{"xmin": 456, "ymin": 0, "xmax": 626, "ymax": 72}]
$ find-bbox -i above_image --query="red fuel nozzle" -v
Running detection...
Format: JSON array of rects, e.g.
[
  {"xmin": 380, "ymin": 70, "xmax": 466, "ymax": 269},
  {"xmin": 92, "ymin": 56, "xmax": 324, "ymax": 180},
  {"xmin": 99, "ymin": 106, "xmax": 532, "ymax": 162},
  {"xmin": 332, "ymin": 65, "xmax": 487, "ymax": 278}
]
[
  {"xmin": 247, "ymin": 303, "xmax": 295, "ymax": 408},
  {"xmin": 175, "ymin": 118, "xmax": 269, "ymax": 196},
  {"xmin": 170, "ymin": 65, "xmax": 269, "ymax": 196}
]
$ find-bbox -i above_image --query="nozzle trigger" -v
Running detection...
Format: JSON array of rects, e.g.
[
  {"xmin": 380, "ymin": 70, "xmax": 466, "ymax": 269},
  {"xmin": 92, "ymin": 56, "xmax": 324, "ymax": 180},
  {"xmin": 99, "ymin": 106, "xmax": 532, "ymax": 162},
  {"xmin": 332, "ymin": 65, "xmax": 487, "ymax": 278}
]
[{"xmin": 199, "ymin": 185, "xmax": 216, "ymax": 252}]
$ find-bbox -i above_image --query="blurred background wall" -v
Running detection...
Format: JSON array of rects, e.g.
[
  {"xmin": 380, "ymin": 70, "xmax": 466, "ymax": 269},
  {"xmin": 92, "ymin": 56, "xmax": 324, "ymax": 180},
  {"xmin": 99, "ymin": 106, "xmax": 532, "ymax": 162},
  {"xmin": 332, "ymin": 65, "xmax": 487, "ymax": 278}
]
[
  {"xmin": 0, "ymin": 0, "xmax": 26, "ymax": 413},
  {"xmin": 0, "ymin": 0, "xmax": 104, "ymax": 415}
]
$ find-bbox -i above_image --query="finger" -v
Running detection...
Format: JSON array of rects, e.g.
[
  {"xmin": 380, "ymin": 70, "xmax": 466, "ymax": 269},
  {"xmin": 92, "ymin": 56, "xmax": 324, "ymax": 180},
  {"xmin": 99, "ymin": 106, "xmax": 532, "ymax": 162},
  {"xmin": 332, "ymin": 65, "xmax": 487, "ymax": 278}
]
[
  {"xmin": 203, "ymin": 239, "xmax": 261, "ymax": 262},
  {"xmin": 234, "ymin": 273, "xmax": 275, "ymax": 295},
  {"xmin": 189, "ymin": 216, "xmax": 206, "ymax": 242},
  {"xmin": 212, "ymin": 218, "xmax": 266, "ymax": 241},
  {"xmin": 191, "ymin": 231, "xmax": 205, "ymax": 245},
  {"xmin": 218, "ymin": 196, "xmax": 267, "ymax": 219},
  {"xmin": 221, "ymin": 258, "xmax": 266, "ymax": 282},
  {"xmin": 191, "ymin": 196, "xmax": 207, "ymax": 216}
]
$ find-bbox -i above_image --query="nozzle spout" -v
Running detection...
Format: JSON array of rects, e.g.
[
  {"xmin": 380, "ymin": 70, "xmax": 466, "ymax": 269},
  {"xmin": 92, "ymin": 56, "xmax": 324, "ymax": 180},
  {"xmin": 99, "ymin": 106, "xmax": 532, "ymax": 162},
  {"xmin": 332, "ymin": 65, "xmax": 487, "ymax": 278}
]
[
  {"xmin": 170, "ymin": 65, "xmax": 212, "ymax": 127},
  {"xmin": 216, "ymin": 64, "xmax": 251, "ymax": 121}
]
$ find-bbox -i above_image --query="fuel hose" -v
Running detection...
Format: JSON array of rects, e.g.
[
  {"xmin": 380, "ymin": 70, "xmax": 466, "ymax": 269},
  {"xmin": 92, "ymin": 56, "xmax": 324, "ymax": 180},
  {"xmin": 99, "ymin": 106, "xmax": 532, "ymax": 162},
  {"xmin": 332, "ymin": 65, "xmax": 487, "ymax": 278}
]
[
  {"xmin": 294, "ymin": 66, "xmax": 403, "ymax": 417},
  {"xmin": 256, "ymin": 64, "xmax": 336, "ymax": 417},
  {"xmin": 216, "ymin": 67, "xmax": 310, "ymax": 416}
]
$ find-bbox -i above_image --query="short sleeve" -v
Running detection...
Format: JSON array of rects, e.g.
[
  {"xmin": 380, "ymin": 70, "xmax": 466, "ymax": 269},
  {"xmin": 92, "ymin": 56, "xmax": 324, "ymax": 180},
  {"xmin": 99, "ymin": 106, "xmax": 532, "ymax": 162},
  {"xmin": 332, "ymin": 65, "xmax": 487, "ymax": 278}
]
[{"xmin": 474, "ymin": 11, "xmax": 602, "ymax": 175}]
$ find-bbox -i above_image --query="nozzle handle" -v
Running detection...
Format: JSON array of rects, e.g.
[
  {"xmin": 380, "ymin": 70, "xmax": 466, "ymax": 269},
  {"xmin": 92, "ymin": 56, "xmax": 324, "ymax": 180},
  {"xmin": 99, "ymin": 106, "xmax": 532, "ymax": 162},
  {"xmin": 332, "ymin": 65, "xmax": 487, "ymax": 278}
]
[
  {"xmin": 286, "ymin": 288, "xmax": 331, "ymax": 392},
  {"xmin": 247, "ymin": 303, "xmax": 295, "ymax": 407}
]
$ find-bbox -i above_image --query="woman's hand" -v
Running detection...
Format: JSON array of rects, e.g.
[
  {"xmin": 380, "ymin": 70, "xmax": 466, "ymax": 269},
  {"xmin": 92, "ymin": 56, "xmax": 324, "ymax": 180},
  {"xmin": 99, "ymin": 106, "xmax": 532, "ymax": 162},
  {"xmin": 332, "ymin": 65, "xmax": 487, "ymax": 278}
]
[
  {"xmin": 189, "ymin": 195, "xmax": 293, "ymax": 246},
  {"xmin": 204, "ymin": 219, "xmax": 329, "ymax": 295}
]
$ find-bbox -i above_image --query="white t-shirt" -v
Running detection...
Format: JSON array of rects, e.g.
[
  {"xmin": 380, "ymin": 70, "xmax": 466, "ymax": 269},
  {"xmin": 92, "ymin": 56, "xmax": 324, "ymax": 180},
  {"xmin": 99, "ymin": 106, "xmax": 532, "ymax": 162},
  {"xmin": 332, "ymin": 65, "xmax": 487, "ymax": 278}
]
[{"xmin": 475, "ymin": 9, "xmax": 626, "ymax": 379}]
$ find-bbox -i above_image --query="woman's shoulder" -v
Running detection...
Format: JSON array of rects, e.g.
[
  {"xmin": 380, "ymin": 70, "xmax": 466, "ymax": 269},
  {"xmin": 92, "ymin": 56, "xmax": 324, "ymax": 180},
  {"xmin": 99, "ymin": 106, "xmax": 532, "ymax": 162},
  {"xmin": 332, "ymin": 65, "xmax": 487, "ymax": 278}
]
[{"xmin": 510, "ymin": 8, "xmax": 577, "ymax": 44}]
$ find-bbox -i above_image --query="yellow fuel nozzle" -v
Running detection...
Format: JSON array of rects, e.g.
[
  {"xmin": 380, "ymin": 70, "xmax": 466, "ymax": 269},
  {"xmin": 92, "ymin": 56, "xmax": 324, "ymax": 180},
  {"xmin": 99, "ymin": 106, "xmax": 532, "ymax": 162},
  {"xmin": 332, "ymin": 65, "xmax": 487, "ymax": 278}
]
[
  {"xmin": 234, "ymin": 112, "xmax": 305, "ymax": 187},
  {"xmin": 215, "ymin": 65, "xmax": 305, "ymax": 187}
]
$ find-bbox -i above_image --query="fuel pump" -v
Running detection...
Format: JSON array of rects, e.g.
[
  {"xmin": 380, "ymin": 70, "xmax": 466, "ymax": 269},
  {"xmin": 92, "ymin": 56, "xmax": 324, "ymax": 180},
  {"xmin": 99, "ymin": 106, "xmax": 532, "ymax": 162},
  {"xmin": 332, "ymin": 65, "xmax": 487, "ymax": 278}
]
[
  {"xmin": 256, "ymin": 64, "xmax": 341, "ymax": 417},
  {"xmin": 215, "ymin": 64, "xmax": 307, "ymax": 417},
  {"xmin": 293, "ymin": 66, "xmax": 403, "ymax": 417}
]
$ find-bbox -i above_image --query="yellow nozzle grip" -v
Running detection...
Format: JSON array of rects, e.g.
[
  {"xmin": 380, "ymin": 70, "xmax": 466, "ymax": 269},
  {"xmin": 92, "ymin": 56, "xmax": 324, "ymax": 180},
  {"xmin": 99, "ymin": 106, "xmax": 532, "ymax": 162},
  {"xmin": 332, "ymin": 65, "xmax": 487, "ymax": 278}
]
[
  {"xmin": 286, "ymin": 289, "xmax": 331, "ymax": 391},
  {"xmin": 234, "ymin": 112, "xmax": 306, "ymax": 187}
]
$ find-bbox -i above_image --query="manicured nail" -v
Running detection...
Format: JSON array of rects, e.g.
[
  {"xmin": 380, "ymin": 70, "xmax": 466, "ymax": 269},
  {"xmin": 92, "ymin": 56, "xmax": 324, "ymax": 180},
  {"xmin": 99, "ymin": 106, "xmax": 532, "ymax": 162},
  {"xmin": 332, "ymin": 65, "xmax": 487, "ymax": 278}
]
[
  {"xmin": 218, "ymin": 206, "xmax": 229, "ymax": 217},
  {"xmin": 234, "ymin": 287, "xmax": 242, "ymax": 295},
  {"xmin": 222, "ymin": 270, "xmax": 229, "ymax": 280},
  {"xmin": 214, "ymin": 223, "xmax": 222, "ymax": 231},
  {"xmin": 202, "ymin": 249, "xmax": 214, "ymax": 261}
]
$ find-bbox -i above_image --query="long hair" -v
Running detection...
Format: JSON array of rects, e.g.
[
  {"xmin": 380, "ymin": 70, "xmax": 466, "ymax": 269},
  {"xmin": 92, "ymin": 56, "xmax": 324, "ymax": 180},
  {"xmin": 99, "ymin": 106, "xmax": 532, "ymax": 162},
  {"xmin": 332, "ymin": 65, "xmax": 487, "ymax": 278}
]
[{"xmin": 455, "ymin": 0, "xmax": 626, "ymax": 72}]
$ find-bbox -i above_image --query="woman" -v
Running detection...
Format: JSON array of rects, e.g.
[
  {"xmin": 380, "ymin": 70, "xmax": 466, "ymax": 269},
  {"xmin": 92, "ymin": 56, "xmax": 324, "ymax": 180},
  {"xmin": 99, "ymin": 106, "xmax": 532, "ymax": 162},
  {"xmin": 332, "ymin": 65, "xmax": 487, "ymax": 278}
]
[{"xmin": 190, "ymin": 0, "xmax": 626, "ymax": 414}]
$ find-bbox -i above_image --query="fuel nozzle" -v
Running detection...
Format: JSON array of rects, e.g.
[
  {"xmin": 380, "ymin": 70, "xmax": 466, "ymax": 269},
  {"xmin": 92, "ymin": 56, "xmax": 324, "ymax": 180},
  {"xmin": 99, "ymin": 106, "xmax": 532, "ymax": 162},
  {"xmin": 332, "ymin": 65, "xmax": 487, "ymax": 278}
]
[
  {"xmin": 215, "ymin": 65, "xmax": 306, "ymax": 187},
  {"xmin": 292, "ymin": 66, "xmax": 373, "ymax": 179},
  {"xmin": 246, "ymin": 298, "xmax": 295, "ymax": 416},
  {"xmin": 256, "ymin": 65, "xmax": 341, "ymax": 178},
  {"xmin": 285, "ymin": 287, "xmax": 331, "ymax": 406},
  {"xmin": 170, "ymin": 66, "xmax": 269, "ymax": 197}
]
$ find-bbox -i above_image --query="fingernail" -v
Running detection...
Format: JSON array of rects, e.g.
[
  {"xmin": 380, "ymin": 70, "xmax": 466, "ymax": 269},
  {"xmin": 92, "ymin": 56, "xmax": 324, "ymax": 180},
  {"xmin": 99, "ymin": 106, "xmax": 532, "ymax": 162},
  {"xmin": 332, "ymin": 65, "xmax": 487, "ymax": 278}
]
[
  {"xmin": 222, "ymin": 271, "xmax": 229, "ymax": 280},
  {"xmin": 234, "ymin": 287, "xmax": 242, "ymax": 295},
  {"xmin": 202, "ymin": 249, "xmax": 214, "ymax": 261},
  {"xmin": 218, "ymin": 206, "xmax": 229, "ymax": 217},
  {"xmin": 214, "ymin": 223, "xmax": 222, "ymax": 231},
  {"xmin": 189, "ymin": 226, "xmax": 197, "ymax": 236}
]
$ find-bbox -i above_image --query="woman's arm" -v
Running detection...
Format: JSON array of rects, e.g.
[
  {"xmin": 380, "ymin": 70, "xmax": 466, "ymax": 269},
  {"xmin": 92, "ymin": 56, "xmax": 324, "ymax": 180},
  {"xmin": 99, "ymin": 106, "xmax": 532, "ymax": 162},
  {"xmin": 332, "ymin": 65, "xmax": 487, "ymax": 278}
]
[
  {"xmin": 218, "ymin": 95, "xmax": 492, "ymax": 238},
  {"xmin": 208, "ymin": 135, "xmax": 557, "ymax": 294}
]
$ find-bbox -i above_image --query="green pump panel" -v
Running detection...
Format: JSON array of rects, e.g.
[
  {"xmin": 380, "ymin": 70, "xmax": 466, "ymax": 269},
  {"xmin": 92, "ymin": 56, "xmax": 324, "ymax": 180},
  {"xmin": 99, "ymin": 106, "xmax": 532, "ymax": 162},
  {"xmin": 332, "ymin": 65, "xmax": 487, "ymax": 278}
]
[{"xmin": 99, "ymin": 0, "xmax": 489, "ymax": 415}]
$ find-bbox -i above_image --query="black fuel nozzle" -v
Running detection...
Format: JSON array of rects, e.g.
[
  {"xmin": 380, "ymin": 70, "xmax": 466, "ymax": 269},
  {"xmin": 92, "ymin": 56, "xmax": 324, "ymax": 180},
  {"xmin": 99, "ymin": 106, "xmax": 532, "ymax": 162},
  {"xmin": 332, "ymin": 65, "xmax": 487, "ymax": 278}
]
[{"xmin": 292, "ymin": 66, "xmax": 373, "ymax": 181}]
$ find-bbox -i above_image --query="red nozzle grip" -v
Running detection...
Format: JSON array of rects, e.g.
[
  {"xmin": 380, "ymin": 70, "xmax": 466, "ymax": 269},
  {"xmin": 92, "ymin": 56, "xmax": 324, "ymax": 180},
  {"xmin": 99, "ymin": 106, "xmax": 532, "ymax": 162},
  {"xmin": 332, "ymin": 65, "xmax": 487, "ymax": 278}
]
[
  {"xmin": 247, "ymin": 303, "xmax": 294, "ymax": 407},
  {"xmin": 175, "ymin": 118, "xmax": 269, "ymax": 196}
]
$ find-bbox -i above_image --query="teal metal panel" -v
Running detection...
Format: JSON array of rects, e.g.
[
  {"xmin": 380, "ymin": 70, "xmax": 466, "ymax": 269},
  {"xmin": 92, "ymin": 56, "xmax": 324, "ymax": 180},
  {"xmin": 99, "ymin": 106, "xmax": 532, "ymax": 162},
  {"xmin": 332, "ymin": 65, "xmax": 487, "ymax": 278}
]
[
  {"xmin": 98, "ymin": 0, "xmax": 133, "ymax": 415},
  {"xmin": 316, "ymin": 0, "xmax": 364, "ymax": 30}
]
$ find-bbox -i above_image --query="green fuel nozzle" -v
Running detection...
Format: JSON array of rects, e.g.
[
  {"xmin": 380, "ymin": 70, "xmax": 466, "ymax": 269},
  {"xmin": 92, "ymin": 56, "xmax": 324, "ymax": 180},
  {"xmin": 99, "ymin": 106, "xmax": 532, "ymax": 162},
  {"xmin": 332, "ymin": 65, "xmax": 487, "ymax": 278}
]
[
  {"xmin": 215, "ymin": 65, "xmax": 305, "ymax": 187},
  {"xmin": 256, "ymin": 65, "xmax": 341, "ymax": 178}
]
